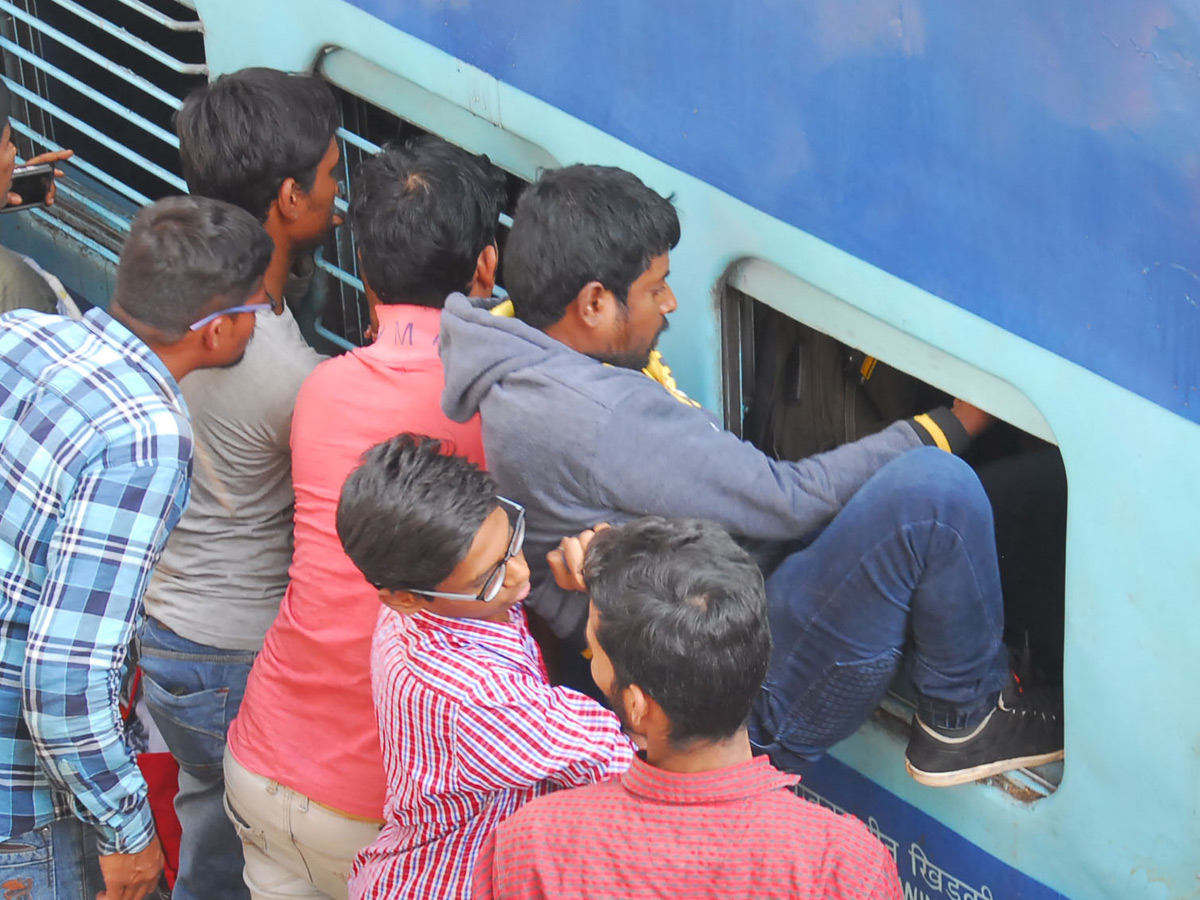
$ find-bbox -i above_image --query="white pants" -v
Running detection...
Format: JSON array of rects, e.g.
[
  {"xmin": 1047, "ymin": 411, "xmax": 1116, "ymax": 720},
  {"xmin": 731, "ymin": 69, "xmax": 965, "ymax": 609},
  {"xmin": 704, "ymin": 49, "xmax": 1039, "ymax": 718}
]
[{"xmin": 223, "ymin": 747, "xmax": 382, "ymax": 900}]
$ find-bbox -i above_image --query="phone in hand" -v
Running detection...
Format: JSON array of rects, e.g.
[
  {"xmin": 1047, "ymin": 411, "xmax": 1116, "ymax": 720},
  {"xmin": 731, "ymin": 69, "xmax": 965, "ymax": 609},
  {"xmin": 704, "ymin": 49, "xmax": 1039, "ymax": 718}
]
[{"xmin": 2, "ymin": 162, "xmax": 55, "ymax": 213}]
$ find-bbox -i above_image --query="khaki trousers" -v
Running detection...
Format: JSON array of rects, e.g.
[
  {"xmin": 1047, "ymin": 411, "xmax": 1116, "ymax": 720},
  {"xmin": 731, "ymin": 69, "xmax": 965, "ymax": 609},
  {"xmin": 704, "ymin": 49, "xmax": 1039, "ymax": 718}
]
[{"xmin": 223, "ymin": 747, "xmax": 381, "ymax": 900}]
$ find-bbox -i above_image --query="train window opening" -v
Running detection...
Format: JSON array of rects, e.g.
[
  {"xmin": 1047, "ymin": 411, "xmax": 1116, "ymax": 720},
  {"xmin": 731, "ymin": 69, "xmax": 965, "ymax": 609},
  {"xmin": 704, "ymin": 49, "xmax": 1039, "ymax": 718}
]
[
  {"xmin": 0, "ymin": 0, "xmax": 205, "ymax": 263},
  {"xmin": 720, "ymin": 280, "xmax": 1067, "ymax": 797},
  {"xmin": 309, "ymin": 81, "xmax": 530, "ymax": 352}
]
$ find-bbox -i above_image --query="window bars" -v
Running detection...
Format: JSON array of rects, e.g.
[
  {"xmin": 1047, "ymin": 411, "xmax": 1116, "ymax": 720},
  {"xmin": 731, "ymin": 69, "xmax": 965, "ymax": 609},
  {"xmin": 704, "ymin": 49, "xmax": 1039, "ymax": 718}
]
[
  {"xmin": 0, "ymin": 5, "xmax": 524, "ymax": 349},
  {"xmin": 0, "ymin": 0, "xmax": 205, "ymax": 262}
]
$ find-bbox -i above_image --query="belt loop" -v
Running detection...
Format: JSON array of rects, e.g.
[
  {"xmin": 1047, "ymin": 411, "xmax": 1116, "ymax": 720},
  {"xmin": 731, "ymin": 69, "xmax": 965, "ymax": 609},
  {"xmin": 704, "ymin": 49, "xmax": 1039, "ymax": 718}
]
[{"xmin": 266, "ymin": 780, "xmax": 278, "ymax": 796}]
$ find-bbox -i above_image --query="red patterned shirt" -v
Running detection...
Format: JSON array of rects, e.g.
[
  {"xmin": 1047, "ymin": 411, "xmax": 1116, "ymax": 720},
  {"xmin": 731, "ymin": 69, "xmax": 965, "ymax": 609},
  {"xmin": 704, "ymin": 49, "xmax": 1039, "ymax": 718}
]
[
  {"xmin": 473, "ymin": 754, "xmax": 903, "ymax": 900},
  {"xmin": 350, "ymin": 605, "xmax": 635, "ymax": 900}
]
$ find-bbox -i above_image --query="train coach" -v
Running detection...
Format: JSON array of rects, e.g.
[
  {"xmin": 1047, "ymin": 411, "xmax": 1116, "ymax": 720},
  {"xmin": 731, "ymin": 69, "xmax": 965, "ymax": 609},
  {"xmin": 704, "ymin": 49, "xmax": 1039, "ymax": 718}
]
[{"xmin": 0, "ymin": 2, "xmax": 1196, "ymax": 898}]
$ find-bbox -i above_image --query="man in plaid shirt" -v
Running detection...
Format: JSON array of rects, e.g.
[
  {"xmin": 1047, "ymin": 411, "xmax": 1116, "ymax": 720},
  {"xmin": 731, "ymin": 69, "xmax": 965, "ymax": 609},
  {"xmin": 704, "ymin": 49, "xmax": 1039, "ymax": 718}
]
[{"xmin": 0, "ymin": 196, "xmax": 272, "ymax": 899}]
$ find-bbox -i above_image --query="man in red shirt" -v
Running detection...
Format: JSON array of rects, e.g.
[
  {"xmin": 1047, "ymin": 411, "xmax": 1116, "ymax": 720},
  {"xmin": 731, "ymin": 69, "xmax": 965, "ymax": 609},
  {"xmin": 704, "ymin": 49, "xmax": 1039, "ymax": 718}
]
[{"xmin": 474, "ymin": 517, "xmax": 904, "ymax": 900}]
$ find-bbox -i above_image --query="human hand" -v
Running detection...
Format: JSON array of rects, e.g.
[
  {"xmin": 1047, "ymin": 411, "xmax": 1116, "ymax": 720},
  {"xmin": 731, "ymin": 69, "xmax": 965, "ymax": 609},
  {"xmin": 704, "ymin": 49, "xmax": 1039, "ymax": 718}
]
[
  {"xmin": 547, "ymin": 524, "xmax": 610, "ymax": 593},
  {"xmin": 951, "ymin": 398, "xmax": 994, "ymax": 438},
  {"xmin": 7, "ymin": 148, "xmax": 73, "ymax": 207},
  {"xmin": 97, "ymin": 833, "xmax": 164, "ymax": 900}
]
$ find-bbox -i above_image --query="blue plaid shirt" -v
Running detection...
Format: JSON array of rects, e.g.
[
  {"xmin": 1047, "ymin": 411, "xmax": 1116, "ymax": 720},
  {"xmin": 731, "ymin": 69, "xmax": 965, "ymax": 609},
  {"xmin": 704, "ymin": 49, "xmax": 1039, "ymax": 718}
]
[{"xmin": 0, "ymin": 307, "xmax": 192, "ymax": 853}]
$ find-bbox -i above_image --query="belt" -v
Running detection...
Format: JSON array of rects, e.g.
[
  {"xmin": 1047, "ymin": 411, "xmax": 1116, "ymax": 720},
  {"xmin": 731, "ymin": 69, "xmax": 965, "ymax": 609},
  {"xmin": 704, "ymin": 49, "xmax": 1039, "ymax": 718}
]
[{"xmin": 310, "ymin": 799, "xmax": 385, "ymax": 826}]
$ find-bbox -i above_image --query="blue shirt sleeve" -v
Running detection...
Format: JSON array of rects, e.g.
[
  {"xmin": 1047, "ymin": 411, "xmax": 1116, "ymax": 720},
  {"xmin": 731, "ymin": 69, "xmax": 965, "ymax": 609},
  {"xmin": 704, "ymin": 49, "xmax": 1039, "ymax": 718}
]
[{"xmin": 22, "ymin": 457, "xmax": 189, "ymax": 854}]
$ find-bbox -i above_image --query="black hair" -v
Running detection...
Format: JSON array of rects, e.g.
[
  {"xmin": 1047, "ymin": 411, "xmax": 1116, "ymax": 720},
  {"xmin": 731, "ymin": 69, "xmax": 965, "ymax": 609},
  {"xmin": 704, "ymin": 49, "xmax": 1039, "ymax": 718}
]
[
  {"xmin": 349, "ymin": 135, "xmax": 506, "ymax": 308},
  {"xmin": 0, "ymin": 80, "xmax": 10, "ymax": 129},
  {"xmin": 110, "ymin": 195, "xmax": 273, "ymax": 340},
  {"xmin": 503, "ymin": 164, "xmax": 680, "ymax": 330},
  {"xmin": 336, "ymin": 434, "xmax": 498, "ymax": 591},
  {"xmin": 175, "ymin": 67, "xmax": 339, "ymax": 221},
  {"xmin": 584, "ymin": 517, "xmax": 771, "ymax": 746}
]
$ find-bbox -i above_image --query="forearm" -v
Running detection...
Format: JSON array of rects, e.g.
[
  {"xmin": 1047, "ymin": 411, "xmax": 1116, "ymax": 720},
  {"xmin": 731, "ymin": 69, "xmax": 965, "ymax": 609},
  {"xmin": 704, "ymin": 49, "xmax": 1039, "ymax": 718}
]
[
  {"xmin": 599, "ymin": 405, "xmax": 922, "ymax": 542},
  {"xmin": 538, "ymin": 689, "xmax": 635, "ymax": 789}
]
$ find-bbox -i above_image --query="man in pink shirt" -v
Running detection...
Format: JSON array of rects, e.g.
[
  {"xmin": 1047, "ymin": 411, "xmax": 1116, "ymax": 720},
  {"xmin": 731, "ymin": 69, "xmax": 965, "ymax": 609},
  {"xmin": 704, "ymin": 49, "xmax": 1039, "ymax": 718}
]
[{"xmin": 224, "ymin": 136, "xmax": 508, "ymax": 900}]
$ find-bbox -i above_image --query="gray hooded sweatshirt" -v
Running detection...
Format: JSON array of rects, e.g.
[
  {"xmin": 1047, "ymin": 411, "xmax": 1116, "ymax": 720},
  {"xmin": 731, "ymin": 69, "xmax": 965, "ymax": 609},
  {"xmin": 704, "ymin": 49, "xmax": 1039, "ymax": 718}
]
[{"xmin": 440, "ymin": 293, "xmax": 963, "ymax": 640}]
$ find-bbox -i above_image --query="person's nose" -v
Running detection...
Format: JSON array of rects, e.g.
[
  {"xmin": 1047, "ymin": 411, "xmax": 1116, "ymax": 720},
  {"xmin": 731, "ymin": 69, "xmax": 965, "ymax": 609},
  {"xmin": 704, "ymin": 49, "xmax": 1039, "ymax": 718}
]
[{"xmin": 661, "ymin": 285, "xmax": 678, "ymax": 315}]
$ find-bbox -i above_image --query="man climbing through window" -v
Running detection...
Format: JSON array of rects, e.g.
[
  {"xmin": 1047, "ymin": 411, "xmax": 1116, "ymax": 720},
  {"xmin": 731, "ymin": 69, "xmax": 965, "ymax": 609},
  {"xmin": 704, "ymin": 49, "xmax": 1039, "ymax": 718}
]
[{"xmin": 438, "ymin": 163, "xmax": 1063, "ymax": 787}]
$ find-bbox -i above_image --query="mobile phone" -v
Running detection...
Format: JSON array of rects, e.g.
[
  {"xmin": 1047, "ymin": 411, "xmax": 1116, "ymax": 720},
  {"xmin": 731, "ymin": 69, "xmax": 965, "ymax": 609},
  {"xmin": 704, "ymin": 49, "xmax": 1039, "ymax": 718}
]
[{"xmin": 1, "ymin": 163, "xmax": 55, "ymax": 213}]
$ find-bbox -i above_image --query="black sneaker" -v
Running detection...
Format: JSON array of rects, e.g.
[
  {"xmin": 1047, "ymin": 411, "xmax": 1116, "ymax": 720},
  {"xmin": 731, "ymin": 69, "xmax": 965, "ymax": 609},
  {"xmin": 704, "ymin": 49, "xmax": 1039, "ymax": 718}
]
[{"xmin": 904, "ymin": 674, "xmax": 1063, "ymax": 787}]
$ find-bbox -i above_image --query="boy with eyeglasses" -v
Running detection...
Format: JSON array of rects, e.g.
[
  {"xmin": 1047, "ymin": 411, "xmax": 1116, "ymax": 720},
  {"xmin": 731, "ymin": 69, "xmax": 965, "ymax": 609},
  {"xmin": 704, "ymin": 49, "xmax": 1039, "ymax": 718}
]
[{"xmin": 334, "ymin": 434, "xmax": 634, "ymax": 900}]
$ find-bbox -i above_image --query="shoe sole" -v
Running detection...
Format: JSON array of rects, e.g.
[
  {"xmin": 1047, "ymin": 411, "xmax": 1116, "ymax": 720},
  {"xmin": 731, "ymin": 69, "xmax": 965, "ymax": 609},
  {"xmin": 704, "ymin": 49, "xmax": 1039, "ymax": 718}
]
[{"xmin": 905, "ymin": 749, "xmax": 1065, "ymax": 788}]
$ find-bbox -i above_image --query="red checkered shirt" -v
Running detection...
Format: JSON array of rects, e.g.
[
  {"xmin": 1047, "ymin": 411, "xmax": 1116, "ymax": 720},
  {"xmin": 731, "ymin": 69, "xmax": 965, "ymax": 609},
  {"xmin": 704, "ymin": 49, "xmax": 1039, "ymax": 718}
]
[
  {"xmin": 349, "ymin": 605, "xmax": 634, "ymax": 900},
  {"xmin": 473, "ymin": 754, "xmax": 903, "ymax": 900}
]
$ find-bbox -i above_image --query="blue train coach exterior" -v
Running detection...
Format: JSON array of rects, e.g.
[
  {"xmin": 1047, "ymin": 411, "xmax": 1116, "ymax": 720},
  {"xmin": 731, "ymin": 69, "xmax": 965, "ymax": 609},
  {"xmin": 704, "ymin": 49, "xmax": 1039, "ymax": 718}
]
[{"xmin": 0, "ymin": 2, "xmax": 1196, "ymax": 899}]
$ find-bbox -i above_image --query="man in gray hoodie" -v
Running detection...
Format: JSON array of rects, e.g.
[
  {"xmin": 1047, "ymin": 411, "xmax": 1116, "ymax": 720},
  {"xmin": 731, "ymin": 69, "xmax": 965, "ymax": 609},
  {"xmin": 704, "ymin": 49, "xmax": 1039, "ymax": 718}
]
[{"xmin": 438, "ymin": 164, "xmax": 1063, "ymax": 788}]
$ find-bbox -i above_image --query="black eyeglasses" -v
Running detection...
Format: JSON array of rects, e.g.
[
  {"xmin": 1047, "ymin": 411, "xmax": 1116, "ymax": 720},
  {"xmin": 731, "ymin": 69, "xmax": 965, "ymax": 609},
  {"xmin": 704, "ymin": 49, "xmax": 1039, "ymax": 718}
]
[{"xmin": 403, "ymin": 498, "xmax": 526, "ymax": 604}]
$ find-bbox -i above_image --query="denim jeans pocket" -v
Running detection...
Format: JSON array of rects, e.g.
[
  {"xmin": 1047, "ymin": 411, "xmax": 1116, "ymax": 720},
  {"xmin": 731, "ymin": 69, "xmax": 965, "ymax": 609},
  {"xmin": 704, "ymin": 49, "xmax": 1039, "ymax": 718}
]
[
  {"xmin": 140, "ymin": 671, "xmax": 230, "ymax": 773},
  {"xmin": 0, "ymin": 826, "xmax": 51, "ymax": 900}
]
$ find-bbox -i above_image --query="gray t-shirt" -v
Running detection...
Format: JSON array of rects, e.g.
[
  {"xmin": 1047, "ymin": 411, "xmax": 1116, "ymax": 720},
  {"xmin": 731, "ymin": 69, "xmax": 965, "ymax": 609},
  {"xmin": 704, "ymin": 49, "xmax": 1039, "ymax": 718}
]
[{"xmin": 143, "ymin": 305, "xmax": 323, "ymax": 650}]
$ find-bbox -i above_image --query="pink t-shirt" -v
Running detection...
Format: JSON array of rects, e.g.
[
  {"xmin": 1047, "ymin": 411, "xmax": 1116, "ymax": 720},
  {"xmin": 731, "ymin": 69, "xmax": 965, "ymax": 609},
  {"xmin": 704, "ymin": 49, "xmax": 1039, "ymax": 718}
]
[{"xmin": 227, "ymin": 304, "xmax": 485, "ymax": 819}]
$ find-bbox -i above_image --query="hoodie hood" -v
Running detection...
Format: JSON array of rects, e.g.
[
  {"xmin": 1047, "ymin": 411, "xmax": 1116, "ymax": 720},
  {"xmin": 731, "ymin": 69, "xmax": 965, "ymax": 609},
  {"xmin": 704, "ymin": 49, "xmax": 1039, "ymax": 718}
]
[{"xmin": 440, "ymin": 292, "xmax": 571, "ymax": 423}]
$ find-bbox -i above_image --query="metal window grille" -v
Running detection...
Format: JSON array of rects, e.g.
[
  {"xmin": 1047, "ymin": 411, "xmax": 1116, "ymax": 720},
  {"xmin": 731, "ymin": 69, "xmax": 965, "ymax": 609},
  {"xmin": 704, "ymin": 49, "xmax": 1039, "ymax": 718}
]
[
  {"xmin": 0, "ymin": 7, "xmax": 526, "ymax": 349},
  {"xmin": 316, "ymin": 81, "xmax": 526, "ymax": 351},
  {"xmin": 0, "ymin": 0, "xmax": 205, "ymax": 263}
]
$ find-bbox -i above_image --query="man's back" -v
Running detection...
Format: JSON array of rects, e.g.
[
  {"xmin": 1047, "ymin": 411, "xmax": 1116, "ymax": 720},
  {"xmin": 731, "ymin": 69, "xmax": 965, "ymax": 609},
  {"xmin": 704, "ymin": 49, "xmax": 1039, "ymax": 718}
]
[
  {"xmin": 475, "ymin": 755, "xmax": 901, "ymax": 900},
  {"xmin": 143, "ymin": 304, "xmax": 322, "ymax": 649},
  {"xmin": 0, "ymin": 306, "xmax": 190, "ymax": 845},
  {"xmin": 354, "ymin": 606, "xmax": 631, "ymax": 900}
]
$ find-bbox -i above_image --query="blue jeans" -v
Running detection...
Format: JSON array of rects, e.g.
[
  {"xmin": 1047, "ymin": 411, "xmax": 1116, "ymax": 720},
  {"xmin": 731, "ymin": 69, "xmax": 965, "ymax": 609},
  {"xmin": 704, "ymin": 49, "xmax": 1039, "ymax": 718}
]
[
  {"xmin": 748, "ymin": 448, "xmax": 1011, "ymax": 768},
  {"xmin": 0, "ymin": 817, "xmax": 105, "ymax": 899},
  {"xmin": 137, "ymin": 618, "xmax": 256, "ymax": 900}
]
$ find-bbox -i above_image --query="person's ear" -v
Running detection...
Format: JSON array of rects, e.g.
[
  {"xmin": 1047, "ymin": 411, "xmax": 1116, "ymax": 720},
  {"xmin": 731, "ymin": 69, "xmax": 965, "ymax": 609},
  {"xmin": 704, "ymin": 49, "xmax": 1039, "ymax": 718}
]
[
  {"xmin": 275, "ymin": 176, "xmax": 303, "ymax": 223},
  {"xmin": 196, "ymin": 315, "xmax": 232, "ymax": 354},
  {"xmin": 571, "ymin": 281, "xmax": 615, "ymax": 329},
  {"xmin": 470, "ymin": 243, "xmax": 498, "ymax": 298},
  {"xmin": 624, "ymin": 684, "xmax": 652, "ymax": 732},
  {"xmin": 361, "ymin": 278, "xmax": 382, "ymax": 343},
  {"xmin": 378, "ymin": 588, "xmax": 427, "ymax": 615}
]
